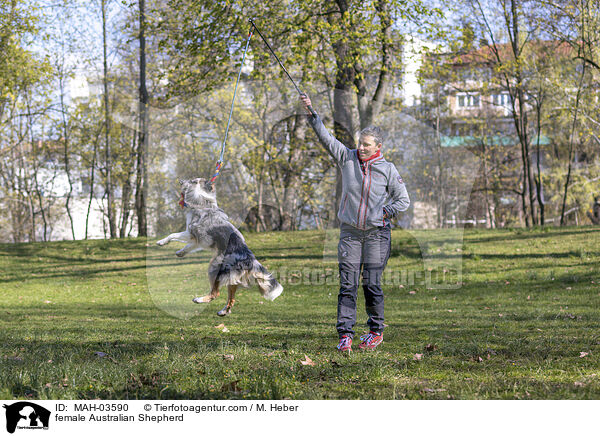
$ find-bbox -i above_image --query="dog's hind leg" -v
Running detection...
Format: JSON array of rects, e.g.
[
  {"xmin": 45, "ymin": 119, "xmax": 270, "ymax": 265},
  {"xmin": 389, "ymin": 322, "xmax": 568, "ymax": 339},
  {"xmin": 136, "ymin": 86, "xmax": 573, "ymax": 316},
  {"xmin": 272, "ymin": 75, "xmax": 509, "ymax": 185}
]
[
  {"xmin": 192, "ymin": 279, "xmax": 220, "ymax": 304},
  {"xmin": 157, "ymin": 231, "xmax": 192, "ymax": 246},
  {"xmin": 217, "ymin": 285, "xmax": 238, "ymax": 316}
]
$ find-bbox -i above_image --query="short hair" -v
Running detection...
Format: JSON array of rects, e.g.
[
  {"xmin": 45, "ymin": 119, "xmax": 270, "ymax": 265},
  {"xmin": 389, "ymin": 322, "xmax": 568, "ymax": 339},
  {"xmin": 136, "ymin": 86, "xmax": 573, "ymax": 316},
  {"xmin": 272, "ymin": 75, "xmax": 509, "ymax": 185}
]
[{"xmin": 359, "ymin": 125, "xmax": 384, "ymax": 145}]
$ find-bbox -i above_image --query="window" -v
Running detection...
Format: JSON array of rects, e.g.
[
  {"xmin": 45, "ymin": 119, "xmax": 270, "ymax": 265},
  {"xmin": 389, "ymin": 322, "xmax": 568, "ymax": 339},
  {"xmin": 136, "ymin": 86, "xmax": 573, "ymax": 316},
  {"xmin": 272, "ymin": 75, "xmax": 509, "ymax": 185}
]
[
  {"xmin": 493, "ymin": 93, "xmax": 510, "ymax": 106},
  {"xmin": 456, "ymin": 93, "xmax": 480, "ymax": 108}
]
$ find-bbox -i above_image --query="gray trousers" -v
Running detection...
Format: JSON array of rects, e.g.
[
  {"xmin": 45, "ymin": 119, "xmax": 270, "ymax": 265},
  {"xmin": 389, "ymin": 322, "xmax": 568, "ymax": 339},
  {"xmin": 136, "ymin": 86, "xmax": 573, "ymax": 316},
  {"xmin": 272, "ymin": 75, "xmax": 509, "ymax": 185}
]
[{"xmin": 337, "ymin": 223, "xmax": 391, "ymax": 338}]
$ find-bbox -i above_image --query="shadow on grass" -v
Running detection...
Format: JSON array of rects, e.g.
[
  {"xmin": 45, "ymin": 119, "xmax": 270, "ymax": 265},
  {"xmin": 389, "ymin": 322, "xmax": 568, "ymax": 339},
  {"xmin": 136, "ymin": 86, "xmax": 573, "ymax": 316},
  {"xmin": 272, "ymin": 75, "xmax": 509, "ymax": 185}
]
[{"xmin": 463, "ymin": 226, "xmax": 600, "ymax": 245}]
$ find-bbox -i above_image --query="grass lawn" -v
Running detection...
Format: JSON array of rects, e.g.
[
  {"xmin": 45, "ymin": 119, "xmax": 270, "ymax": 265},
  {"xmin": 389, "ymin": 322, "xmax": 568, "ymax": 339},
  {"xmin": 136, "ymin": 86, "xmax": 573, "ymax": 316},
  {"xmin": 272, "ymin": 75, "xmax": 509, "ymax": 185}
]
[{"xmin": 0, "ymin": 226, "xmax": 599, "ymax": 400}]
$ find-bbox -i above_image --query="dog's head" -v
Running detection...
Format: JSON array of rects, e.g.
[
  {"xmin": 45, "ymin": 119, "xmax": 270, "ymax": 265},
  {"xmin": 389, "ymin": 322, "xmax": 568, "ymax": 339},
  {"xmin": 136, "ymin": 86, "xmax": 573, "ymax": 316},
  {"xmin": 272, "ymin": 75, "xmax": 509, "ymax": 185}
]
[{"xmin": 179, "ymin": 178, "xmax": 217, "ymax": 209}]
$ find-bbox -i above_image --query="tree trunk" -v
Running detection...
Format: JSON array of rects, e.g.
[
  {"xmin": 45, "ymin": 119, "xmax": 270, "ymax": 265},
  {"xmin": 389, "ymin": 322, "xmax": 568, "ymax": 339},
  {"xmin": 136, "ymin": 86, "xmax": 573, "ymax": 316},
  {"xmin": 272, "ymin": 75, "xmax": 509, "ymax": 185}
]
[
  {"xmin": 534, "ymin": 97, "xmax": 545, "ymax": 225},
  {"xmin": 481, "ymin": 138, "xmax": 495, "ymax": 228},
  {"xmin": 560, "ymin": 53, "xmax": 586, "ymax": 225},
  {"xmin": 120, "ymin": 129, "xmax": 137, "ymax": 238},
  {"xmin": 509, "ymin": 0, "xmax": 536, "ymax": 226},
  {"xmin": 355, "ymin": 0, "xmax": 393, "ymax": 128},
  {"xmin": 136, "ymin": 0, "xmax": 149, "ymax": 237},
  {"xmin": 85, "ymin": 137, "xmax": 98, "ymax": 240},
  {"xmin": 256, "ymin": 171, "xmax": 265, "ymax": 232},
  {"xmin": 327, "ymin": 0, "xmax": 357, "ymax": 228},
  {"xmin": 434, "ymin": 81, "xmax": 446, "ymax": 228},
  {"xmin": 102, "ymin": 0, "xmax": 117, "ymax": 238},
  {"xmin": 281, "ymin": 114, "xmax": 307, "ymax": 231},
  {"xmin": 59, "ymin": 61, "xmax": 76, "ymax": 239}
]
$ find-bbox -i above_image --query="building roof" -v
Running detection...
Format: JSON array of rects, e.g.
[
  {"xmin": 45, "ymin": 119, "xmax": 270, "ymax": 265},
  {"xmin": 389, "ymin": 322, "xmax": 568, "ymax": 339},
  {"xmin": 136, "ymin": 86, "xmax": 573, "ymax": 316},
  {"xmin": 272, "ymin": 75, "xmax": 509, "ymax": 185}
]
[{"xmin": 447, "ymin": 40, "xmax": 575, "ymax": 67}]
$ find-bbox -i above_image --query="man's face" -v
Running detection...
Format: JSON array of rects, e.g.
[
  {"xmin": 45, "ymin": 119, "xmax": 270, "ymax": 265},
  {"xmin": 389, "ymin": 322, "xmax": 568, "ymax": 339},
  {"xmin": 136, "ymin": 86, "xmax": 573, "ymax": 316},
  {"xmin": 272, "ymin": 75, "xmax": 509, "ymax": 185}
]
[{"xmin": 357, "ymin": 135, "xmax": 382, "ymax": 160}]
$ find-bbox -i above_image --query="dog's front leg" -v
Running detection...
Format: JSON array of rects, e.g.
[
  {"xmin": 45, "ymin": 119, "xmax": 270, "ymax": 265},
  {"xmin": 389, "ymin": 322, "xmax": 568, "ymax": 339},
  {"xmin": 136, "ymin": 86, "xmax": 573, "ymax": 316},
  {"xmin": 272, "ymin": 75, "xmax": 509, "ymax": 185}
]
[
  {"xmin": 157, "ymin": 230, "xmax": 192, "ymax": 246},
  {"xmin": 175, "ymin": 242, "xmax": 200, "ymax": 257}
]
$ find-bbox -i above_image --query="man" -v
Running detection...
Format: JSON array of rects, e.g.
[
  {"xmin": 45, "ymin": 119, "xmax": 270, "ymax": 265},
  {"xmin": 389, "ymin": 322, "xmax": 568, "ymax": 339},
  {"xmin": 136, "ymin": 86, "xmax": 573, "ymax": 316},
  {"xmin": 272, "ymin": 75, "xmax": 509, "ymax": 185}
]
[{"xmin": 300, "ymin": 94, "xmax": 410, "ymax": 351}]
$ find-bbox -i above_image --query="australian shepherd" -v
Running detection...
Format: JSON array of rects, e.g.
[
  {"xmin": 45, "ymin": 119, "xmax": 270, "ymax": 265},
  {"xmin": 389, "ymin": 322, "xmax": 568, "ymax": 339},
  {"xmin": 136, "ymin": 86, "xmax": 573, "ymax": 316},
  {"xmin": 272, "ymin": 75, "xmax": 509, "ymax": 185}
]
[{"xmin": 156, "ymin": 178, "xmax": 283, "ymax": 316}]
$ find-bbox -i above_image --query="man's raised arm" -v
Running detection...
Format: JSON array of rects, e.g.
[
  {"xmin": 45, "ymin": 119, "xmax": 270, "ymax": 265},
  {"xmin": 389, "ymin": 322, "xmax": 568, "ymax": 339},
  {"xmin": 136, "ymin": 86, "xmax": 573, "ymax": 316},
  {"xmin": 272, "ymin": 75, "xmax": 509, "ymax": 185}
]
[{"xmin": 300, "ymin": 94, "xmax": 350, "ymax": 164}]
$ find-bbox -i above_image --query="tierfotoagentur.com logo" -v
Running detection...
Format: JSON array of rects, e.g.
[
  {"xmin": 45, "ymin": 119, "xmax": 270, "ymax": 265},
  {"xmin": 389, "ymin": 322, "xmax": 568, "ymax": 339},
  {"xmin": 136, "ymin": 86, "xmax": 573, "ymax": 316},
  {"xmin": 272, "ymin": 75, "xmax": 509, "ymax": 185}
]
[{"xmin": 2, "ymin": 402, "xmax": 50, "ymax": 434}]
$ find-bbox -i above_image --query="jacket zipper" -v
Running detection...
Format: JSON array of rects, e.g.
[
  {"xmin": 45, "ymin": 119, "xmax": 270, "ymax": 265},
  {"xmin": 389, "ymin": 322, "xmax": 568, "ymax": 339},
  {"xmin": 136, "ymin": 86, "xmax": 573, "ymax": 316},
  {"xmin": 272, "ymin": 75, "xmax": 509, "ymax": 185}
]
[
  {"xmin": 357, "ymin": 163, "xmax": 368, "ymax": 229},
  {"xmin": 362, "ymin": 164, "xmax": 373, "ymax": 229}
]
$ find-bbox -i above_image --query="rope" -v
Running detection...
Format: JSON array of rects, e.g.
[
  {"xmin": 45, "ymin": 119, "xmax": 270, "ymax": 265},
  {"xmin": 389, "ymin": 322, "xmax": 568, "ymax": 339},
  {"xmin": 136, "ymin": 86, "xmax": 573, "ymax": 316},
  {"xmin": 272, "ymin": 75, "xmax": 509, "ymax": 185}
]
[{"xmin": 210, "ymin": 26, "xmax": 254, "ymax": 184}]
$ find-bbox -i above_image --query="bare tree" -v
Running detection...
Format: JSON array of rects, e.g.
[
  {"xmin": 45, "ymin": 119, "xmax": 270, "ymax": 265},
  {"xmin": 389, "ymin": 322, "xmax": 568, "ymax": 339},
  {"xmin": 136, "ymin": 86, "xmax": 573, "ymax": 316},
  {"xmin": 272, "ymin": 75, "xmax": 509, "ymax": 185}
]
[
  {"xmin": 101, "ymin": 0, "xmax": 117, "ymax": 237},
  {"xmin": 135, "ymin": 0, "xmax": 148, "ymax": 237}
]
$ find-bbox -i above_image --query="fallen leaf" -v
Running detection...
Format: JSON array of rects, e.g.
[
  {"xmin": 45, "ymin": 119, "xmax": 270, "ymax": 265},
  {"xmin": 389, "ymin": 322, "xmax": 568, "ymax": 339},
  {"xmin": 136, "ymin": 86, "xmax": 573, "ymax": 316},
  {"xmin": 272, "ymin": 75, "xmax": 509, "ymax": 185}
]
[
  {"xmin": 44, "ymin": 300, "xmax": 52, "ymax": 304},
  {"xmin": 300, "ymin": 355, "xmax": 315, "ymax": 366},
  {"xmin": 580, "ymin": 351, "xmax": 590, "ymax": 358},
  {"xmin": 94, "ymin": 351, "xmax": 108, "ymax": 358},
  {"xmin": 222, "ymin": 354, "xmax": 234, "ymax": 361},
  {"xmin": 214, "ymin": 323, "xmax": 225, "ymax": 329},
  {"xmin": 221, "ymin": 327, "xmax": 230, "ymax": 333},
  {"xmin": 413, "ymin": 353, "xmax": 423, "ymax": 361},
  {"xmin": 409, "ymin": 290, "xmax": 416, "ymax": 295},
  {"xmin": 424, "ymin": 344, "xmax": 437, "ymax": 352}
]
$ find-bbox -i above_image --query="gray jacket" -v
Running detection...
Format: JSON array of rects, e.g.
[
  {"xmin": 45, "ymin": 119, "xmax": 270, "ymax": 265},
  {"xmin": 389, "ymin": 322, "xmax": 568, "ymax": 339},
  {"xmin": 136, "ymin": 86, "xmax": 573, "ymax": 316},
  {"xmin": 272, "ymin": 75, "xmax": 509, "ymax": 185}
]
[{"xmin": 309, "ymin": 115, "xmax": 410, "ymax": 230}]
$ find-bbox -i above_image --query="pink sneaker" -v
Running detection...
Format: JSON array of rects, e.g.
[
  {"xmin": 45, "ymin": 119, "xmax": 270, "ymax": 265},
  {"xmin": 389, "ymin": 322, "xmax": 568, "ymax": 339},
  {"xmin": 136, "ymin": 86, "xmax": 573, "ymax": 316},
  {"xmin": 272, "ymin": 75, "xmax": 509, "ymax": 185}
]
[
  {"xmin": 358, "ymin": 332, "xmax": 383, "ymax": 350},
  {"xmin": 337, "ymin": 335, "xmax": 352, "ymax": 351}
]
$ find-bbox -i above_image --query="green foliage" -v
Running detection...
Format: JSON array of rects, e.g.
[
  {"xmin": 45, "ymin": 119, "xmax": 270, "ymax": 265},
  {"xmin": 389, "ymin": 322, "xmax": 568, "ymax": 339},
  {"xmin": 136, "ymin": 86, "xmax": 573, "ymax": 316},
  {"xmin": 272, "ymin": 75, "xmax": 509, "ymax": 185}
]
[{"xmin": 0, "ymin": 0, "xmax": 46, "ymax": 98}]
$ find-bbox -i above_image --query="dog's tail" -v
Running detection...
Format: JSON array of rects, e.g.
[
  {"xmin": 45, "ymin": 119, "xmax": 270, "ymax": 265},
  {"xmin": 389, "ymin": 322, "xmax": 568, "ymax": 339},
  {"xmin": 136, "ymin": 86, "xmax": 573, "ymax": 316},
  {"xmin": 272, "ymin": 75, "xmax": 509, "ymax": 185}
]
[{"xmin": 251, "ymin": 260, "xmax": 283, "ymax": 301}]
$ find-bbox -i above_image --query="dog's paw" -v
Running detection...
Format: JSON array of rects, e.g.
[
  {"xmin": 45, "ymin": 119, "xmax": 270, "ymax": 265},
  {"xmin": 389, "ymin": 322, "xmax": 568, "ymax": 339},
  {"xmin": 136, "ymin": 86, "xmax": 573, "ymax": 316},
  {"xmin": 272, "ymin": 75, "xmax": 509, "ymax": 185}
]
[
  {"xmin": 175, "ymin": 249, "xmax": 186, "ymax": 257},
  {"xmin": 217, "ymin": 307, "xmax": 231, "ymax": 317},
  {"xmin": 192, "ymin": 296, "xmax": 210, "ymax": 304},
  {"xmin": 156, "ymin": 238, "xmax": 168, "ymax": 246}
]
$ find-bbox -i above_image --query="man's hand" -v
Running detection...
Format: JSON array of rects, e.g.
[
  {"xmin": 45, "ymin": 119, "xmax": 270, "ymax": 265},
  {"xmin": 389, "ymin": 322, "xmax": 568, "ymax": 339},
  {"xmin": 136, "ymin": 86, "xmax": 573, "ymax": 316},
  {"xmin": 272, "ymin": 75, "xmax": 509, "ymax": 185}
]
[{"xmin": 300, "ymin": 94, "xmax": 313, "ymax": 115}]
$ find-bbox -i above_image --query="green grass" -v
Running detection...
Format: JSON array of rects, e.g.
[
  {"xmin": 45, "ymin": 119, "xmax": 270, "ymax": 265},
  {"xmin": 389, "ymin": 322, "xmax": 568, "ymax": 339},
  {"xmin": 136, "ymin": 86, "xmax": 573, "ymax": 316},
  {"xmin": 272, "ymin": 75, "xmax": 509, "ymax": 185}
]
[{"xmin": 0, "ymin": 226, "xmax": 599, "ymax": 399}]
